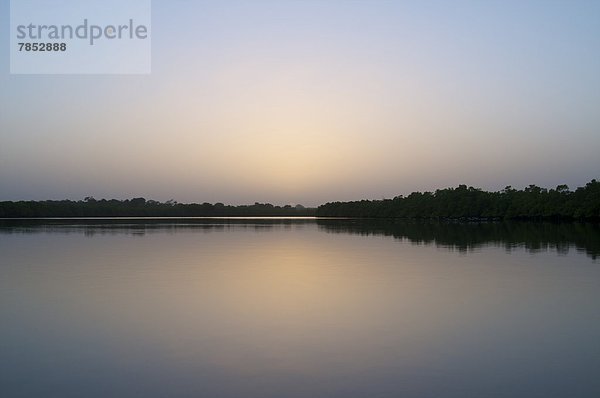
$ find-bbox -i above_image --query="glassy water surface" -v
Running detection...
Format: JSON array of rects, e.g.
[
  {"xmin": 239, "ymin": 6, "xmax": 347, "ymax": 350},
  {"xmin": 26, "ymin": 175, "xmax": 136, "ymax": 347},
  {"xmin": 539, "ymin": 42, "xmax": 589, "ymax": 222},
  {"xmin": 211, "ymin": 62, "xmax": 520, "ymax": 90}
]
[{"xmin": 1, "ymin": 219, "xmax": 599, "ymax": 398}]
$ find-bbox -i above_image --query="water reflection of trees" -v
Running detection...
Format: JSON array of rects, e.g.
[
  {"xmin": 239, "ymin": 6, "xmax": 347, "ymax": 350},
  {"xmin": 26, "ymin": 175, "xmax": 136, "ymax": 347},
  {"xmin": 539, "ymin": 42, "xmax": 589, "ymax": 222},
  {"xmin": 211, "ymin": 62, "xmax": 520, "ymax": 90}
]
[
  {"xmin": 1, "ymin": 219, "xmax": 598, "ymax": 260},
  {"xmin": 0, "ymin": 218, "xmax": 315, "ymax": 237},
  {"xmin": 317, "ymin": 220, "xmax": 600, "ymax": 260}
]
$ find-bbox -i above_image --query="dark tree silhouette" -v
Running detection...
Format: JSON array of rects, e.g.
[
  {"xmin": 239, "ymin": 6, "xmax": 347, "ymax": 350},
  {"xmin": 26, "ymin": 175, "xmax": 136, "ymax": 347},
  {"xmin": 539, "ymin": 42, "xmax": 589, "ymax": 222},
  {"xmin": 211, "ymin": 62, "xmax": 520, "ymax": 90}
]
[
  {"xmin": 0, "ymin": 199, "xmax": 315, "ymax": 218},
  {"xmin": 317, "ymin": 180, "xmax": 599, "ymax": 221}
]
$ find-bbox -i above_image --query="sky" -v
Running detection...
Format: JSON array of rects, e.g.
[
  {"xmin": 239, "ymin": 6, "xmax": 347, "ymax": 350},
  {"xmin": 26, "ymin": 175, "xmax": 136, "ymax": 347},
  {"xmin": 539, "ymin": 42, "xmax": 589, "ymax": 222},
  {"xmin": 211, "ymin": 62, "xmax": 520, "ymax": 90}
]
[{"xmin": 1, "ymin": 0, "xmax": 599, "ymax": 206}]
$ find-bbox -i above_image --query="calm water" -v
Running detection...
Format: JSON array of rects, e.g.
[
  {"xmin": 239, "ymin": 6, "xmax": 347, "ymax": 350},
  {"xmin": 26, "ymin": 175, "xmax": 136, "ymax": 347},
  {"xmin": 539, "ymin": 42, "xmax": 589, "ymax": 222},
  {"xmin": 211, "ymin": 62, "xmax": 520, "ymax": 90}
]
[{"xmin": 1, "ymin": 219, "xmax": 599, "ymax": 398}]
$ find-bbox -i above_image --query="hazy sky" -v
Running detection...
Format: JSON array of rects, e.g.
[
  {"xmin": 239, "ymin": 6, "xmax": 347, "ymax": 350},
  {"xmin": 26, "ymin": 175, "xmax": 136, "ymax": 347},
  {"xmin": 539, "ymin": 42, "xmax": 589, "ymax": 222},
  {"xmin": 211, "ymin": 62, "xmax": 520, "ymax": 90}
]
[{"xmin": 1, "ymin": 0, "xmax": 599, "ymax": 206}]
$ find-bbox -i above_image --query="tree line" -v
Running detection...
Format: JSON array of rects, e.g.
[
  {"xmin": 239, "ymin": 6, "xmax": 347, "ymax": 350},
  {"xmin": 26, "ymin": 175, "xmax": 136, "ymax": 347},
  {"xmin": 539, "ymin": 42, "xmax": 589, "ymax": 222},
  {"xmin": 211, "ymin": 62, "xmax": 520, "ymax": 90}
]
[
  {"xmin": 316, "ymin": 180, "xmax": 599, "ymax": 220},
  {"xmin": 0, "ymin": 198, "xmax": 315, "ymax": 218},
  {"xmin": 1, "ymin": 180, "xmax": 598, "ymax": 219}
]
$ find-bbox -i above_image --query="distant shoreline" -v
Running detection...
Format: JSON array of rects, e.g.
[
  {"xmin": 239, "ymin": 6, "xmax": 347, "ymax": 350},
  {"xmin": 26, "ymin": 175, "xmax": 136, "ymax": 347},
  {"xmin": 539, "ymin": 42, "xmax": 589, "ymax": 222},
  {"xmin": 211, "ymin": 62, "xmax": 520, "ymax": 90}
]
[
  {"xmin": 317, "ymin": 180, "xmax": 599, "ymax": 221},
  {"xmin": 0, "ymin": 216, "xmax": 596, "ymax": 223},
  {"xmin": 1, "ymin": 180, "xmax": 598, "ymax": 221}
]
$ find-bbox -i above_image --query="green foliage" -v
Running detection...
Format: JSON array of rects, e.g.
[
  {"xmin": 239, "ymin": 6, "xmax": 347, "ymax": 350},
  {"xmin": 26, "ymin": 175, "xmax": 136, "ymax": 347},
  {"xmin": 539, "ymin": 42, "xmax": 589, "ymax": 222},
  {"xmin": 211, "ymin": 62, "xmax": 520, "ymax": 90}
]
[
  {"xmin": 1, "ymin": 180, "xmax": 597, "ymax": 220},
  {"xmin": 0, "ymin": 199, "xmax": 315, "ymax": 218},
  {"xmin": 317, "ymin": 180, "xmax": 600, "ymax": 221}
]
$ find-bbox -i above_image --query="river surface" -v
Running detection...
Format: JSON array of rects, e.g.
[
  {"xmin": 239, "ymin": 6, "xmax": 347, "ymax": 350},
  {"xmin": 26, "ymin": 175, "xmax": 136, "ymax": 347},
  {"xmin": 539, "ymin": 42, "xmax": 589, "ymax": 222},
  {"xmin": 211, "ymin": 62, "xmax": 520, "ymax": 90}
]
[{"xmin": 1, "ymin": 218, "xmax": 599, "ymax": 398}]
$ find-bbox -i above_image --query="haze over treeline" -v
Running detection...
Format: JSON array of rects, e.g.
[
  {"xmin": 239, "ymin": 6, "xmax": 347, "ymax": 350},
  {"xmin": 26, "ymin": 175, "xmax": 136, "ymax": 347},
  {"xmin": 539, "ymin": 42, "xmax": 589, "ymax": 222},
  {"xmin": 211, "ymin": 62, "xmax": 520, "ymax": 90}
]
[{"xmin": 0, "ymin": 180, "xmax": 598, "ymax": 220}]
